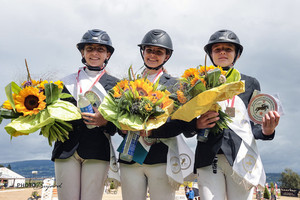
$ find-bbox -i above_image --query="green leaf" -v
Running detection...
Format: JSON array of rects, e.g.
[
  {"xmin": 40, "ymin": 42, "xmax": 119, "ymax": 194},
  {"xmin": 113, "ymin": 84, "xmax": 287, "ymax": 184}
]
[
  {"xmin": 188, "ymin": 80, "xmax": 206, "ymax": 97},
  {"xmin": 0, "ymin": 108, "xmax": 21, "ymax": 119},
  {"xmin": 152, "ymin": 106, "xmax": 165, "ymax": 116},
  {"xmin": 154, "ymin": 94, "xmax": 166, "ymax": 107},
  {"xmin": 47, "ymin": 100, "xmax": 81, "ymax": 121},
  {"xmin": 128, "ymin": 65, "xmax": 133, "ymax": 81},
  {"xmin": 44, "ymin": 83, "xmax": 60, "ymax": 104},
  {"xmin": 153, "ymin": 76, "xmax": 161, "ymax": 91},
  {"xmin": 206, "ymin": 68, "xmax": 221, "ymax": 89},
  {"xmin": 5, "ymin": 82, "xmax": 21, "ymax": 111},
  {"xmin": 4, "ymin": 110, "xmax": 55, "ymax": 136},
  {"xmin": 59, "ymin": 93, "xmax": 73, "ymax": 99}
]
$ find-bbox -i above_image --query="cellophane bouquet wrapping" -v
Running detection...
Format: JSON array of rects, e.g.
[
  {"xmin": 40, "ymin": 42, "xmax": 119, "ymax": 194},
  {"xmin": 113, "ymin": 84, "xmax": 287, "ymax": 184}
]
[
  {"xmin": 99, "ymin": 67, "xmax": 173, "ymax": 161},
  {"xmin": 170, "ymin": 65, "xmax": 245, "ymax": 135},
  {"xmin": 0, "ymin": 70, "xmax": 81, "ymax": 146}
]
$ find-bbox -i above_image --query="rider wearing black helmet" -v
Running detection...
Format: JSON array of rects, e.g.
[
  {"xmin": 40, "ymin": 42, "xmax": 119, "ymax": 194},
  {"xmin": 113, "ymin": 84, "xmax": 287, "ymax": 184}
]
[
  {"xmin": 52, "ymin": 29, "xmax": 119, "ymax": 200},
  {"xmin": 119, "ymin": 29, "xmax": 197, "ymax": 200},
  {"xmin": 187, "ymin": 30, "xmax": 280, "ymax": 200},
  {"xmin": 77, "ymin": 29, "xmax": 114, "ymax": 71},
  {"xmin": 138, "ymin": 29, "xmax": 173, "ymax": 71}
]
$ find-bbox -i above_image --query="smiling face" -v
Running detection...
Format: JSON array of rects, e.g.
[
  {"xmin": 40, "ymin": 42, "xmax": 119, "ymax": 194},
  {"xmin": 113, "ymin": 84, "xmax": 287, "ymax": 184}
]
[
  {"xmin": 142, "ymin": 46, "xmax": 170, "ymax": 69},
  {"xmin": 81, "ymin": 44, "xmax": 111, "ymax": 67},
  {"xmin": 211, "ymin": 43, "xmax": 237, "ymax": 67}
]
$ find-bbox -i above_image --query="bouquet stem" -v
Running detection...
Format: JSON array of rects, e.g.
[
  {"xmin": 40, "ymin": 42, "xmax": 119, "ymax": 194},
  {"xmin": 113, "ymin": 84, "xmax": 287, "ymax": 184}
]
[
  {"xmin": 120, "ymin": 131, "xmax": 140, "ymax": 162},
  {"xmin": 197, "ymin": 129, "xmax": 210, "ymax": 143}
]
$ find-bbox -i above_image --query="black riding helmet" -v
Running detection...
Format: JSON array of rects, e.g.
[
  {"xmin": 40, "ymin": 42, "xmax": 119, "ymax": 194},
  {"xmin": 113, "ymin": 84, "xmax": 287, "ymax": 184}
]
[
  {"xmin": 138, "ymin": 29, "xmax": 173, "ymax": 70},
  {"xmin": 204, "ymin": 29, "xmax": 243, "ymax": 67},
  {"xmin": 77, "ymin": 29, "xmax": 114, "ymax": 70}
]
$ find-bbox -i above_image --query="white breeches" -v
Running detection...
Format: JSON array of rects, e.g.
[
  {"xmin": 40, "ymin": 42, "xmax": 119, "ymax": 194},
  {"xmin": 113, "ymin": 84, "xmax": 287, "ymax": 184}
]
[
  {"xmin": 120, "ymin": 163, "xmax": 175, "ymax": 200},
  {"xmin": 54, "ymin": 151, "xmax": 109, "ymax": 200},
  {"xmin": 196, "ymin": 154, "xmax": 254, "ymax": 200}
]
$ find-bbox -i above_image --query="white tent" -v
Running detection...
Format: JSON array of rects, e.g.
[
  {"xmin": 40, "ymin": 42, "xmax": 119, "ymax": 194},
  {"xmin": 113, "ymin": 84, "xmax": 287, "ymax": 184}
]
[{"xmin": 0, "ymin": 167, "xmax": 25, "ymax": 187}]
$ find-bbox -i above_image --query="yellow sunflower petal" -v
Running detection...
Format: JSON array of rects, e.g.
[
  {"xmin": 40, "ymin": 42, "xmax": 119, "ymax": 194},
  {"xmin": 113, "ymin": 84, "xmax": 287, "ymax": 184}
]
[
  {"xmin": 3, "ymin": 100, "xmax": 13, "ymax": 110},
  {"xmin": 14, "ymin": 87, "xmax": 46, "ymax": 116}
]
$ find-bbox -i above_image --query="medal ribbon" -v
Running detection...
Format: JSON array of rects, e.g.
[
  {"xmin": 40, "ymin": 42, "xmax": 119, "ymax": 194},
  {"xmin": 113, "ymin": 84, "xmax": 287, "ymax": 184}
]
[
  {"xmin": 76, "ymin": 67, "xmax": 106, "ymax": 94},
  {"xmin": 143, "ymin": 69, "xmax": 163, "ymax": 83},
  {"xmin": 227, "ymin": 95, "xmax": 236, "ymax": 107}
]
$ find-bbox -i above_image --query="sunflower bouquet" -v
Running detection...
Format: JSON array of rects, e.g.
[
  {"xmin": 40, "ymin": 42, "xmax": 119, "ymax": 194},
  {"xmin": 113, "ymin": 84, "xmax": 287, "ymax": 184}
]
[
  {"xmin": 99, "ymin": 67, "xmax": 173, "ymax": 162},
  {"xmin": 170, "ymin": 65, "xmax": 245, "ymax": 136},
  {"xmin": 0, "ymin": 60, "xmax": 81, "ymax": 146}
]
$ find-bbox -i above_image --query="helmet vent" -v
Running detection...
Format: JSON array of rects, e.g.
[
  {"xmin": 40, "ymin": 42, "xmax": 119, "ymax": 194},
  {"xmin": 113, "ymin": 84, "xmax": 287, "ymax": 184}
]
[
  {"xmin": 228, "ymin": 33, "xmax": 237, "ymax": 40},
  {"xmin": 152, "ymin": 30, "xmax": 163, "ymax": 36},
  {"xmin": 210, "ymin": 35, "xmax": 217, "ymax": 41},
  {"xmin": 101, "ymin": 34, "xmax": 110, "ymax": 42}
]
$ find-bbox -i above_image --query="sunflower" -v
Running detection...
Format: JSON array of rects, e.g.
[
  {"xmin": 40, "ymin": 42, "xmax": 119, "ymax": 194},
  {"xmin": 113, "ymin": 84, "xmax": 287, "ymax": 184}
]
[
  {"xmin": 147, "ymin": 91, "xmax": 164, "ymax": 104},
  {"xmin": 112, "ymin": 80, "xmax": 129, "ymax": 98},
  {"xmin": 130, "ymin": 79, "xmax": 153, "ymax": 97},
  {"xmin": 182, "ymin": 68, "xmax": 199, "ymax": 79},
  {"xmin": 190, "ymin": 76, "xmax": 201, "ymax": 87},
  {"xmin": 14, "ymin": 87, "xmax": 46, "ymax": 116},
  {"xmin": 199, "ymin": 65, "xmax": 226, "ymax": 76},
  {"xmin": 54, "ymin": 80, "xmax": 64, "ymax": 89},
  {"xmin": 38, "ymin": 80, "xmax": 49, "ymax": 90}
]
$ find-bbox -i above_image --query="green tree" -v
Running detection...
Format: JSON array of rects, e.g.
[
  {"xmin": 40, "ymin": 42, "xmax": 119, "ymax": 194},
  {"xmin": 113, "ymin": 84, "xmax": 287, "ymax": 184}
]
[
  {"xmin": 279, "ymin": 168, "xmax": 300, "ymax": 189},
  {"xmin": 0, "ymin": 164, "xmax": 4, "ymax": 167},
  {"xmin": 263, "ymin": 186, "xmax": 270, "ymax": 199},
  {"xmin": 7, "ymin": 164, "xmax": 11, "ymax": 170}
]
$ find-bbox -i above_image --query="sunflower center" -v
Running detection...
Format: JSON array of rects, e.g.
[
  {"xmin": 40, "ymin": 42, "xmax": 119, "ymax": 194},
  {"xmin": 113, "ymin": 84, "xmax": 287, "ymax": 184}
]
[
  {"xmin": 137, "ymin": 87, "xmax": 148, "ymax": 96},
  {"xmin": 24, "ymin": 95, "xmax": 39, "ymax": 110}
]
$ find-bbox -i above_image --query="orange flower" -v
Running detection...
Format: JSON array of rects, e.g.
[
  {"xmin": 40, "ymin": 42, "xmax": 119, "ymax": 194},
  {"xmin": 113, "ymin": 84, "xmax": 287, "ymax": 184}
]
[
  {"xmin": 148, "ymin": 91, "xmax": 164, "ymax": 104},
  {"xmin": 182, "ymin": 68, "xmax": 199, "ymax": 79},
  {"xmin": 176, "ymin": 90, "xmax": 187, "ymax": 104},
  {"xmin": 112, "ymin": 80, "xmax": 130, "ymax": 98}
]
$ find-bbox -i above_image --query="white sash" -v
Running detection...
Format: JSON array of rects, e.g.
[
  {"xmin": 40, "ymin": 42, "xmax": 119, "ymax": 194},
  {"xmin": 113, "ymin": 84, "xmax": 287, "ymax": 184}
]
[
  {"xmin": 62, "ymin": 67, "xmax": 120, "ymax": 186},
  {"xmin": 161, "ymin": 135, "xmax": 195, "ymax": 190},
  {"xmin": 143, "ymin": 70, "xmax": 195, "ymax": 190},
  {"xmin": 219, "ymin": 96, "xmax": 266, "ymax": 190}
]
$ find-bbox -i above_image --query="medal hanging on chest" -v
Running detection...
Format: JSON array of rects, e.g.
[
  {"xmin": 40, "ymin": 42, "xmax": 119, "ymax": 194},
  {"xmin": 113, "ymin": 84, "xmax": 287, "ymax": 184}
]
[{"xmin": 225, "ymin": 96, "xmax": 236, "ymax": 117}]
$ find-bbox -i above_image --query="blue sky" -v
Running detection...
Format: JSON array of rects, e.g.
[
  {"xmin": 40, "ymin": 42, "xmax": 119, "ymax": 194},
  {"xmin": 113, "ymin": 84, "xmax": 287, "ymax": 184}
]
[{"xmin": 0, "ymin": 0, "xmax": 299, "ymax": 173}]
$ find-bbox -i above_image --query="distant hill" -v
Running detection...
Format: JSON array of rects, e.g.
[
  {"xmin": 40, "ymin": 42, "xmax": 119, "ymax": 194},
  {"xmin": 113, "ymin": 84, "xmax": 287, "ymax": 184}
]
[
  {"xmin": 1, "ymin": 160, "xmax": 283, "ymax": 185},
  {"xmin": 1, "ymin": 160, "xmax": 55, "ymax": 178}
]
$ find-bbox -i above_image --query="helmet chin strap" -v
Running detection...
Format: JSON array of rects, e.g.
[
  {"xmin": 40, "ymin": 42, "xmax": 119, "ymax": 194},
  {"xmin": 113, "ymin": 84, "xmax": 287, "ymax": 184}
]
[
  {"xmin": 144, "ymin": 62, "xmax": 164, "ymax": 70},
  {"xmin": 82, "ymin": 57, "xmax": 107, "ymax": 71},
  {"xmin": 140, "ymin": 48, "xmax": 168, "ymax": 71}
]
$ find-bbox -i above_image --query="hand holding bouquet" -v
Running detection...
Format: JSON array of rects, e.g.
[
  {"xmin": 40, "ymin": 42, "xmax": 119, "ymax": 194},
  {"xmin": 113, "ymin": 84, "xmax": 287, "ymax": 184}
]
[
  {"xmin": 99, "ymin": 67, "xmax": 173, "ymax": 162},
  {"xmin": 171, "ymin": 65, "xmax": 245, "ymax": 137},
  {"xmin": 0, "ymin": 60, "xmax": 81, "ymax": 146}
]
